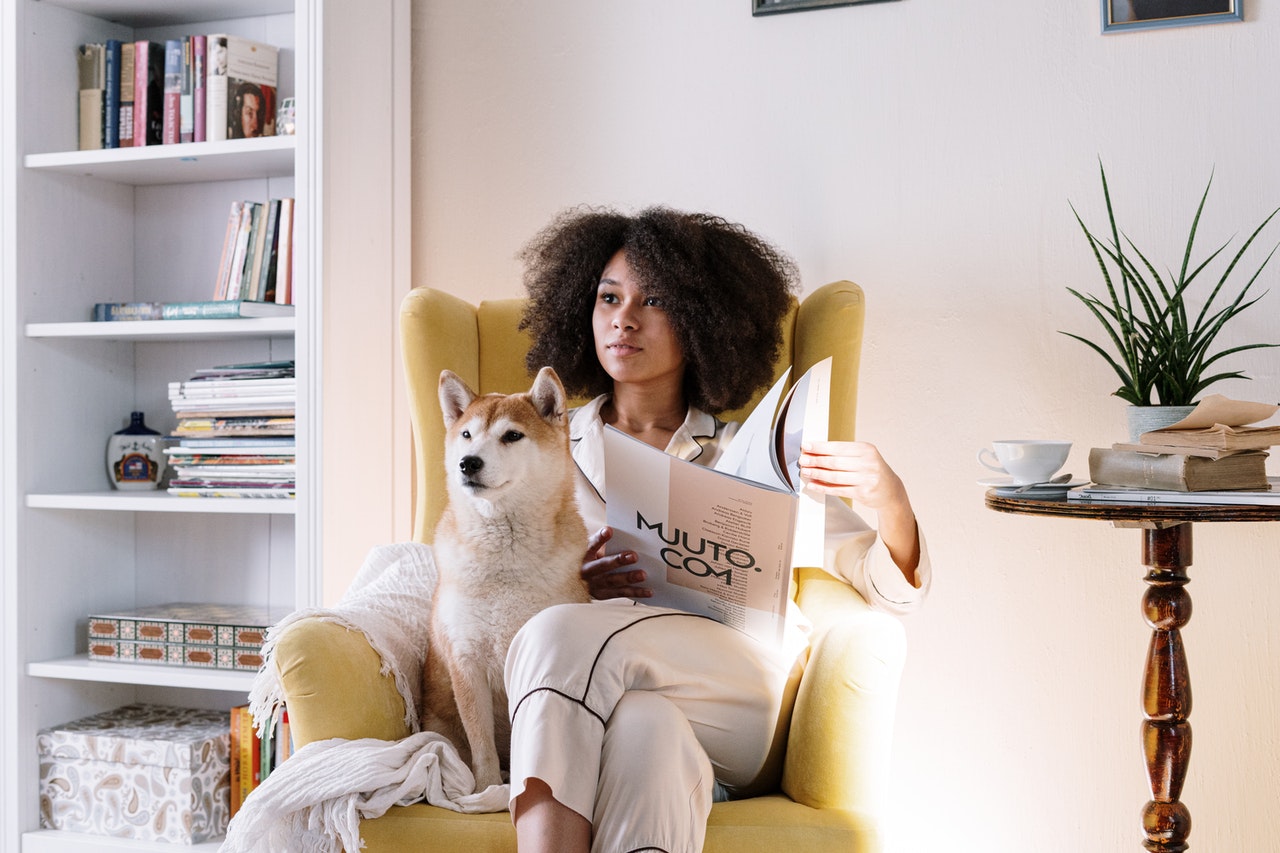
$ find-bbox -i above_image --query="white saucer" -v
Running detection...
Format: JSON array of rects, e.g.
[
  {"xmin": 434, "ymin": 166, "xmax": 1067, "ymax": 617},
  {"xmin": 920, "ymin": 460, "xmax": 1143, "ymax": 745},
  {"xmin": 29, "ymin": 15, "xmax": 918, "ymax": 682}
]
[{"xmin": 978, "ymin": 476, "xmax": 1087, "ymax": 498}]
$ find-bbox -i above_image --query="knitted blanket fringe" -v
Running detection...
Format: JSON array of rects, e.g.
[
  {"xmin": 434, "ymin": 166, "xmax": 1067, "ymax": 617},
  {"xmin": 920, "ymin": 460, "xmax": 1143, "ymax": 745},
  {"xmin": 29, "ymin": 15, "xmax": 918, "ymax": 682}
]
[{"xmin": 222, "ymin": 543, "xmax": 511, "ymax": 853}]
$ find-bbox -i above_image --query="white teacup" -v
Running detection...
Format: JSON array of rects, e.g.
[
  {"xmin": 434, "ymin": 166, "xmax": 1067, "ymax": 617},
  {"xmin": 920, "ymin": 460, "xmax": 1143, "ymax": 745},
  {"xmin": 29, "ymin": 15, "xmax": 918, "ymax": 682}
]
[{"xmin": 977, "ymin": 440, "xmax": 1071, "ymax": 485}]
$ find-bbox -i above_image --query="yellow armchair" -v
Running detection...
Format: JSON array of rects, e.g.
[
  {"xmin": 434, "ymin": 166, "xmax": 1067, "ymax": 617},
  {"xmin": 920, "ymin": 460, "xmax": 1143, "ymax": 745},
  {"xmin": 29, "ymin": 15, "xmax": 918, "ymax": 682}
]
[{"xmin": 272, "ymin": 281, "xmax": 907, "ymax": 852}]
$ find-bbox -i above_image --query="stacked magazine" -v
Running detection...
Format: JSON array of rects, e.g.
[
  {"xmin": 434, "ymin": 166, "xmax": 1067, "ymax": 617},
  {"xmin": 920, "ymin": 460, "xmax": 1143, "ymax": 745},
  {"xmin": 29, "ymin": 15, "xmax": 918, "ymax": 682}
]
[{"xmin": 166, "ymin": 360, "xmax": 295, "ymax": 498}]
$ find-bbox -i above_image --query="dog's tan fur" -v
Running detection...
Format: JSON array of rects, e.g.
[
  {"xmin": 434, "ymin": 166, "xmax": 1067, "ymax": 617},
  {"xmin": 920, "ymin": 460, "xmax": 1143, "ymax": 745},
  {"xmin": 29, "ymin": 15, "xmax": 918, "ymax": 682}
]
[{"xmin": 421, "ymin": 366, "xmax": 590, "ymax": 792}]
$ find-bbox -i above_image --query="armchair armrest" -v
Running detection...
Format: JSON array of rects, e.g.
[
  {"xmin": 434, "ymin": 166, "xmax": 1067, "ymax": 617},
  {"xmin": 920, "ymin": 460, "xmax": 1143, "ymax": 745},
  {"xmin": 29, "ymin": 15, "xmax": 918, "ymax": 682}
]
[
  {"xmin": 782, "ymin": 568, "xmax": 907, "ymax": 816},
  {"xmin": 272, "ymin": 618, "xmax": 413, "ymax": 748}
]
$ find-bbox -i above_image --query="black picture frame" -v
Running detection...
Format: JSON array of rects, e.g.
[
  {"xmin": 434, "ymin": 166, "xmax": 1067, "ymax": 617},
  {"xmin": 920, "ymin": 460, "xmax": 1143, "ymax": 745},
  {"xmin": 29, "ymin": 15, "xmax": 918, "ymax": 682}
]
[
  {"xmin": 1102, "ymin": 0, "xmax": 1242, "ymax": 33},
  {"xmin": 753, "ymin": 0, "xmax": 900, "ymax": 16}
]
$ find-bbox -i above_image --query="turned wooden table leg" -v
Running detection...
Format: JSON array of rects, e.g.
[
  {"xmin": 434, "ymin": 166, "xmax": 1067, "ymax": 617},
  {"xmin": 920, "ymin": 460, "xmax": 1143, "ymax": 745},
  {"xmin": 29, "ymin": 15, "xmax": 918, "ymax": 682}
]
[{"xmin": 1140, "ymin": 523, "xmax": 1193, "ymax": 852}]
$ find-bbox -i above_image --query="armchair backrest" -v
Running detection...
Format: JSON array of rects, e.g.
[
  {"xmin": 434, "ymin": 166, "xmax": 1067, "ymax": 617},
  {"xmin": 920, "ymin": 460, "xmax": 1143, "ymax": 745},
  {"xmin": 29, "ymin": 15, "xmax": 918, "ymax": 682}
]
[{"xmin": 400, "ymin": 281, "xmax": 865, "ymax": 543}]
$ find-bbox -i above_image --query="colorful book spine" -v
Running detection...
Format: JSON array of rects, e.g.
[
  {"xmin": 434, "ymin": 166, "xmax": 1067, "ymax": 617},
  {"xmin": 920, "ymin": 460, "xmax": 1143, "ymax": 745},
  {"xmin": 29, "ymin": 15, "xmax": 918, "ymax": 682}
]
[
  {"xmin": 162, "ymin": 39, "xmax": 183, "ymax": 144},
  {"xmin": 213, "ymin": 200, "xmax": 245, "ymax": 300},
  {"xmin": 103, "ymin": 40, "xmax": 121, "ymax": 148},
  {"xmin": 193, "ymin": 35, "xmax": 207, "ymax": 142},
  {"xmin": 77, "ymin": 43, "xmax": 105, "ymax": 151},
  {"xmin": 118, "ymin": 42, "xmax": 135, "ymax": 147},
  {"xmin": 92, "ymin": 302, "xmax": 164, "ymax": 321},
  {"xmin": 161, "ymin": 300, "xmax": 294, "ymax": 320},
  {"xmin": 275, "ymin": 197, "xmax": 295, "ymax": 305},
  {"xmin": 132, "ymin": 40, "xmax": 164, "ymax": 146}
]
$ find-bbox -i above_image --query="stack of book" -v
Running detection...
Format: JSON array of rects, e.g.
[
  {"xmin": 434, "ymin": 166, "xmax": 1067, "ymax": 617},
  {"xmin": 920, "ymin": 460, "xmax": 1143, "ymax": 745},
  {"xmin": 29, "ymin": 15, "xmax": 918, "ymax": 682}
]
[
  {"xmin": 1070, "ymin": 395, "xmax": 1280, "ymax": 505},
  {"xmin": 230, "ymin": 704, "xmax": 292, "ymax": 818},
  {"xmin": 77, "ymin": 34, "xmax": 279, "ymax": 150},
  {"xmin": 166, "ymin": 360, "xmax": 296, "ymax": 498}
]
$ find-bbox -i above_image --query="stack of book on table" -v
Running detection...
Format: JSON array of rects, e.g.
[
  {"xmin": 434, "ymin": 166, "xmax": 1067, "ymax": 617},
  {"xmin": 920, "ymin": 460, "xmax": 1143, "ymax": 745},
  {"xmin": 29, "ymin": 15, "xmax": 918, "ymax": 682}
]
[
  {"xmin": 1070, "ymin": 395, "xmax": 1280, "ymax": 506},
  {"xmin": 166, "ymin": 360, "xmax": 295, "ymax": 498}
]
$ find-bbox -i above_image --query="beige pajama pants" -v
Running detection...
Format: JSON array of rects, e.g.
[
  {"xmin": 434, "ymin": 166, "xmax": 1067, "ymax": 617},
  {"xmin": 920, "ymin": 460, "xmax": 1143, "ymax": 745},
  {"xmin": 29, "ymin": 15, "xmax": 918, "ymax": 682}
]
[{"xmin": 505, "ymin": 599, "xmax": 804, "ymax": 853}]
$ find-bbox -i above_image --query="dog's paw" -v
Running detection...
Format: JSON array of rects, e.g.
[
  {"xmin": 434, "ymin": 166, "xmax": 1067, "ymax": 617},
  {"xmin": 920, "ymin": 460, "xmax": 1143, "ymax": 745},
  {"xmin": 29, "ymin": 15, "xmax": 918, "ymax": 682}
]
[{"xmin": 472, "ymin": 764, "xmax": 504, "ymax": 793}]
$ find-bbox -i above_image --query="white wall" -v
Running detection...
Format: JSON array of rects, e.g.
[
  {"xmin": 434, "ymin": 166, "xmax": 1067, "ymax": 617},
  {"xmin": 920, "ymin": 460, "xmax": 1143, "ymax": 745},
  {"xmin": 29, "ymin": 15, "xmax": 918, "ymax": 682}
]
[{"xmin": 410, "ymin": 2, "xmax": 1280, "ymax": 850}]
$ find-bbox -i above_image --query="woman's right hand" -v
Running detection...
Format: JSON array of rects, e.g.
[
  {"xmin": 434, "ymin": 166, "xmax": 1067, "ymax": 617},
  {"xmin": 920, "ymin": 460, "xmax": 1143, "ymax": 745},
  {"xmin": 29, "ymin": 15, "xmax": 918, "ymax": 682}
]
[{"xmin": 581, "ymin": 526, "xmax": 651, "ymax": 600}]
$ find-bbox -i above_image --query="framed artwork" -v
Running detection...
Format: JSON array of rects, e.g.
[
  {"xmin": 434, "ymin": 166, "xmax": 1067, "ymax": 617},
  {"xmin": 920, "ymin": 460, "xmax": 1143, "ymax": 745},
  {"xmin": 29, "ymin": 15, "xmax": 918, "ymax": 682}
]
[
  {"xmin": 1102, "ymin": 0, "xmax": 1242, "ymax": 33},
  {"xmin": 753, "ymin": 0, "xmax": 899, "ymax": 16}
]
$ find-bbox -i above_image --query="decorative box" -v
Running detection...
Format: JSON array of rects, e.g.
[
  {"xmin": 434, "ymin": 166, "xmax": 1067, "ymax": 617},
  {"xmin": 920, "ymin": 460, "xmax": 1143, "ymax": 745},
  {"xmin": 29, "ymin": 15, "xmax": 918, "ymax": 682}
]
[
  {"xmin": 86, "ymin": 602, "xmax": 288, "ymax": 671},
  {"xmin": 38, "ymin": 703, "xmax": 231, "ymax": 844}
]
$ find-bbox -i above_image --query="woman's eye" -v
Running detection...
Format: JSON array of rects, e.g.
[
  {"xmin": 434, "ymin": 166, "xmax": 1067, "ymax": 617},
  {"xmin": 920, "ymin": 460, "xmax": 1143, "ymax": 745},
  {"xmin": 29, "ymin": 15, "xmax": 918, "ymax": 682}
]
[
  {"xmin": 644, "ymin": 296, "xmax": 661, "ymax": 307},
  {"xmin": 599, "ymin": 292, "xmax": 618, "ymax": 304},
  {"xmin": 502, "ymin": 431, "xmax": 524, "ymax": 443}
]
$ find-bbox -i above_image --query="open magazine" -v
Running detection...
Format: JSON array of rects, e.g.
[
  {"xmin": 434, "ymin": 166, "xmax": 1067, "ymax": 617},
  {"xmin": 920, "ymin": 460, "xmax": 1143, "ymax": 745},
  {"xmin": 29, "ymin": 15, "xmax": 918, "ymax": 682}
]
[{"xmin": 603, "ymin": 357, "xmax": 832, "ymax": 645}]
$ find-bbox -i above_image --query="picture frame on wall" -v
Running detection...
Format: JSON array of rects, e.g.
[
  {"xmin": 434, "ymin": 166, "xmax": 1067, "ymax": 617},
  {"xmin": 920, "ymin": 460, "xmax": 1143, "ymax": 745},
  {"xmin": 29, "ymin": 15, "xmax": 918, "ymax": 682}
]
[
  {"xmin": 753, "ymin": 0, "xmax": 899, "ymax": 16},
  {"xmin": 1102, "ymin": 0, "xmax": 1242, "ymax": 33}
]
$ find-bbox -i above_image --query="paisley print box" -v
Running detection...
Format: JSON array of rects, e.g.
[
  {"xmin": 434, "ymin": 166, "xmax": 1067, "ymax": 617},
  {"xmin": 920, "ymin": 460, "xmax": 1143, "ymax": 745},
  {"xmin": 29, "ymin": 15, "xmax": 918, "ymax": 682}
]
[{"xmin": 37, "ymin": 703, "xmax": 231, "ymax": 843}]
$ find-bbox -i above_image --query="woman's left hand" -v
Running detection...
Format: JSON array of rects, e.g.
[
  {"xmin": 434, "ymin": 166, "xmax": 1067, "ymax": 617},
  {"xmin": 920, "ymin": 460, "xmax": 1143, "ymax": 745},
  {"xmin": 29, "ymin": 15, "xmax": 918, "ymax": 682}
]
[
  {"xmin": 798, "ymin": 440, "xmax": 908, "ymax": 511},
  {"xmin": 798, "ymin": 440, "xmax": 922, "ymax": 582}
]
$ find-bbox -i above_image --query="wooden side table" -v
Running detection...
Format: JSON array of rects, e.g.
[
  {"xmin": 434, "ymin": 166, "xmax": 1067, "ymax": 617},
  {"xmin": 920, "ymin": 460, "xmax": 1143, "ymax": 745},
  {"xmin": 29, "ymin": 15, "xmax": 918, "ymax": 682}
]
[{"xmin": 985, "ymin": 492, "xmax": 1280, "ymax": 852}]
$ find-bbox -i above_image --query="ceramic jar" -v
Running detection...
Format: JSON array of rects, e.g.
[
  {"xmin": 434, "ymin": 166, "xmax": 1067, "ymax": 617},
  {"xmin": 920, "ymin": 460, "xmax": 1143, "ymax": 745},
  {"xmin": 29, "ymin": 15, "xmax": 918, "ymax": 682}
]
[{"xmin": 106, "ymin": 411, "xmax": 166, "ymax": 490}]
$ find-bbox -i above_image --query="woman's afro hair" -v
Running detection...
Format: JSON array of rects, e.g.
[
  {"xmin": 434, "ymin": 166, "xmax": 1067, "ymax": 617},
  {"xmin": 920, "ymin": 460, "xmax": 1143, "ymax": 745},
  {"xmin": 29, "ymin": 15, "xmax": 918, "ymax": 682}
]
[{"xmin": 518, "ymin": 205, "xmax": 799, "ymax": 414}]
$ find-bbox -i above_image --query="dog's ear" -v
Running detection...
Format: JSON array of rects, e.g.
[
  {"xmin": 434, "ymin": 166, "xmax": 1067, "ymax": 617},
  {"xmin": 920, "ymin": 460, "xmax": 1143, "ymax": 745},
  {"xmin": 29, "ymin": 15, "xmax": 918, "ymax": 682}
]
[
  {"xmin": 529, "ymin": 366, "xmax": 567, "ymax": 425},
  {"xmin": 438, "ymin": 370, "xmax": 477, "ymax": 428}
]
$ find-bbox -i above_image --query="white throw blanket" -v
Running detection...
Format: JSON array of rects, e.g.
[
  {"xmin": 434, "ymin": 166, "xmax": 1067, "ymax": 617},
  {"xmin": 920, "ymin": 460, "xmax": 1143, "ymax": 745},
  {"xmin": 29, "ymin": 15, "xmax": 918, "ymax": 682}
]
[{"xmin": 221, "ymin": 543, "xmax": 511, "ymax": 853}]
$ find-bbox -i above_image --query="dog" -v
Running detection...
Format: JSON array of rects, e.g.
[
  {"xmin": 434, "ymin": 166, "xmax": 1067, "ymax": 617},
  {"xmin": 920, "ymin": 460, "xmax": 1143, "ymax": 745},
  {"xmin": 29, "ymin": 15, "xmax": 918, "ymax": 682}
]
[{"xmin": 421, "ymin": 366, "xmax": 590, "ymax": 792}]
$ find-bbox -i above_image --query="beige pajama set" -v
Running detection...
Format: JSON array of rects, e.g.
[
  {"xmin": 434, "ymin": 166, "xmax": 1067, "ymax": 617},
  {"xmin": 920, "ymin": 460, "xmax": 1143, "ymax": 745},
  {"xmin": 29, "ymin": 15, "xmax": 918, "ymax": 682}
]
[{"xmin": 506, "ymin": 396, "xmax": 931, "ymax": 853}]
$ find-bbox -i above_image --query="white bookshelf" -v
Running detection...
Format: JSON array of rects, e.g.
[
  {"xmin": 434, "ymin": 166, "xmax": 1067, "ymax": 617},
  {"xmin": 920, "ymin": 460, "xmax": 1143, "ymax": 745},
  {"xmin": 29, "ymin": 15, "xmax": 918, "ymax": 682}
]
[{"xmin": 2, "ymin": 0, "xmax": 411, "ymax": 846}]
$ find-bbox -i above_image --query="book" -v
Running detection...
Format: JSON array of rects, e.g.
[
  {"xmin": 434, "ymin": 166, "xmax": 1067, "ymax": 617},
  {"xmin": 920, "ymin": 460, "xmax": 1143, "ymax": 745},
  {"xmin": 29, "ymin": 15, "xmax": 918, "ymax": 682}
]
[
  {"xmin": 192, "ymin": 36, "xmax": 207, "ymax": 142},
  {"xmin": 77, "ymin": 43, "xmax": 105, "ymax": 151},
  {"xmin": 236, "ymin": 202, "xmax": 264, "ymax": 298},
  {"xmin": 132, "ymin": 40, "xmax": 164, "ymax": 146},
  {"xmin": 118, "ymin": 42, "xmax": 135, "ymax": 147},
  {"xmin": 274, "ymin": 197, "xmax": 295, "ymax": 305},
  {"xmin": 206, "ymin": 35, "xmax": 278, "ymax": 141},
  {"xmin": 162, "ymin": 39, "xmax": 183, "ymax": 144},
  {"xmin": 256, "ymin": 199, "xmax": 281, "ymax": 302},
  {"xmin": 103, "ymin": 40, "xmax": 121, "ymax": 148},
  {"xmin": 92, "ymin": 302, "xmax": 164, "ymax": 321},
  {"xmin": 1110, "ymin": 441, "xmax": 1247, "ymax": 461},
  {"xmin": 229, "ymin": 706, "xmax": 244, "ymax": 816},
  {"xmin": 180, "ymin": 36, "xmax": 195, "ymax": 143},
  {"xmin": 1138, "ymin": 394, "xmax": 1280, "ymax": 451},
  {"xmin": 227, "ymin": 201, "xmax": 259, "ymax": 299},
  {"xmin": 245, "ymin": 199, "xmax": 276, "ymax": 300},
  {"xmin": 213, "ymin": 200, "xmax": 246, "ymax": 300},
  {"xmin": 1068, "ymin": 477, "xmax": 1280, "ymax": 506},
  {"xmin": 603, "ymin": 358, "xmax": 832, "ymax": 645},
  {"xmin": 1088, "ymin": 447, "xmax": 1270, "ymax": 492},
  {"xmin": 161, "ymin": 300, "xmax": 295, "ymax": 320}
]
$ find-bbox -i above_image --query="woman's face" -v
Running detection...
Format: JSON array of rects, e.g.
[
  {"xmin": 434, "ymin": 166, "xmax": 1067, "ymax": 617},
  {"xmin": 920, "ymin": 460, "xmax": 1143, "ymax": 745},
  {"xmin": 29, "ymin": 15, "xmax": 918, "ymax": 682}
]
[{"xmin": 592, "ymin": 249, "xmax": 686, "ymax": 390}]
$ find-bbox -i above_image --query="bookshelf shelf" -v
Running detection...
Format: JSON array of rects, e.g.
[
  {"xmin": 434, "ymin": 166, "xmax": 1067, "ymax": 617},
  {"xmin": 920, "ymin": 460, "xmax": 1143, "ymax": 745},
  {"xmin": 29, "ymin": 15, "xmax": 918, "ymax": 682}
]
[
  {"xmin": 26, "ymin": 317, "xmax": 296, "ymax": 340},
  {"xmin": 26, "ymin": 492, "xmax": 296, "ymax": 513},
  {"xmin": 28, "ymin": 655, "xmax": 256, "ymax": 692},
  {"xmin": 24, "ymin": 829, "xmax": 223, "ymax": 853},
  {"xmin": 24, "ymin": 136, "xmax": 296, "ymax": 186}
]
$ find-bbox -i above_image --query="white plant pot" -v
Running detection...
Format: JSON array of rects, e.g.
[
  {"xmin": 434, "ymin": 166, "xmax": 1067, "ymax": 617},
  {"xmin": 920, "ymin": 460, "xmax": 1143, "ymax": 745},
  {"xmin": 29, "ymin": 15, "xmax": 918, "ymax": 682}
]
[{"xmin": 1126, "ymin": 405, "xmax": 1197, "ymax": 443}]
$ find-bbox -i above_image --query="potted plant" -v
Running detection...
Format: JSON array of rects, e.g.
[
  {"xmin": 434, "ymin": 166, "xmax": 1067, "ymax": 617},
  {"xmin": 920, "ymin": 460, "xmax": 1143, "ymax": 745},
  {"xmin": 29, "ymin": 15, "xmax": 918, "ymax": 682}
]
[{"xmin": 1062, "ymin": 163, "xmax": 1280, "ymax": 439}]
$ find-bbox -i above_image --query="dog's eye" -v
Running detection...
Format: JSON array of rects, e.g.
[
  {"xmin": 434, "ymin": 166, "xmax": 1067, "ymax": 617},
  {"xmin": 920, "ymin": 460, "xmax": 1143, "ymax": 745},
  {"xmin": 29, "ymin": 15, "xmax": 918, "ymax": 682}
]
[
  {"xmin": 501, "ymin": 431, "xmax": 524, "ymax": 444},
  {"xmin": 460, "ymin": 430, "xmax": 471, "ymax": 440}
]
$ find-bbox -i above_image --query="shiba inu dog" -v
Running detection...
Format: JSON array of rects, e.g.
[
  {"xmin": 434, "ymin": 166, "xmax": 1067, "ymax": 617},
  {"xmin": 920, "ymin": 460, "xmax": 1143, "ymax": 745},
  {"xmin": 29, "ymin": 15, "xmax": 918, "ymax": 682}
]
[{"xmin": 421, "ymin": 366, "xmax": 590, "ymax": 792}]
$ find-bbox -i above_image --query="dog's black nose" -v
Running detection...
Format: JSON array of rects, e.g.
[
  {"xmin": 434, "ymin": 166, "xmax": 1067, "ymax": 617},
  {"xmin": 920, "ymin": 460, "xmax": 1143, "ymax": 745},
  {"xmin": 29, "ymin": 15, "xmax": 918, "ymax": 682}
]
[{"xmin": 459, "ymin": 455, "xmax": 484, "ymax": 475}]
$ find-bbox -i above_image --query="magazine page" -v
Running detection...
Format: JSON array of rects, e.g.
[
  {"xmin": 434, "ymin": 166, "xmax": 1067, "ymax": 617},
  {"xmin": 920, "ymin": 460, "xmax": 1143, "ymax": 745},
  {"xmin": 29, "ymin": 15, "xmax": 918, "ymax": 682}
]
[{"xmin": 604, "ymin": 427, "xmax": 796, "ymax": 645}]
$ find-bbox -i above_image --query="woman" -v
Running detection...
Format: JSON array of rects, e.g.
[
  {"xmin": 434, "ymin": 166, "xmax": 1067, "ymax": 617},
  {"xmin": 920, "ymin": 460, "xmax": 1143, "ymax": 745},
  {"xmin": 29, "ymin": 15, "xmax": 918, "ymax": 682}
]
[{"xmin": 506, "ymin": 206, "xmax": 930, "ymax": 852}]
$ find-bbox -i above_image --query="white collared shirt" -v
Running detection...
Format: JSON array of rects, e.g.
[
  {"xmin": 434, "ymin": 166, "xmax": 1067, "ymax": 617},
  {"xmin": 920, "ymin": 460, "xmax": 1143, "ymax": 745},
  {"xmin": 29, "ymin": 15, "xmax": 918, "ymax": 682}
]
[{"xmin": 569, "ymin": 395, "xmax": 931, "ymax": 617}]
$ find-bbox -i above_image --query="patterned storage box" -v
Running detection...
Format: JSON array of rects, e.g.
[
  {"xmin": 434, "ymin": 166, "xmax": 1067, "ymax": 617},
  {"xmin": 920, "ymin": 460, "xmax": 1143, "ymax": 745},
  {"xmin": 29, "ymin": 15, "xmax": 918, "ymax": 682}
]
[{"xmin": 37, "ymin": 703, "xmax": 231, "ymax": 844}]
